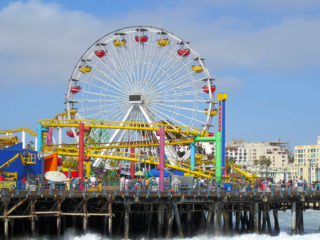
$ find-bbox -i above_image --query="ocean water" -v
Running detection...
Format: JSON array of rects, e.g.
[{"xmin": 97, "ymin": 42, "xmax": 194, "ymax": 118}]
[{"xmin": 23, "ymin": 210, "xmax": 320, "ymax": 240}]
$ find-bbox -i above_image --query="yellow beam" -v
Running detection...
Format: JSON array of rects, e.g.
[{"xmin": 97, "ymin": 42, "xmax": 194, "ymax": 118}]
[{"xmin": 0, "ymin": 128, "xmax": 37, "ymax": 137}]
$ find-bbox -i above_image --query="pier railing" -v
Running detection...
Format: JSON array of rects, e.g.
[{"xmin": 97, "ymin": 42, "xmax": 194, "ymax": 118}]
[{"xmin": 1, "ymin": 179, "xmax": 319, "ymax": 196}]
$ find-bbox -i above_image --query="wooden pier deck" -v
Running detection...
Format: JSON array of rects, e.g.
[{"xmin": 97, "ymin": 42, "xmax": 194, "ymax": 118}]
[{"xmin": 1, "ymin": 189, "xmax": 320, "ymax": 239}]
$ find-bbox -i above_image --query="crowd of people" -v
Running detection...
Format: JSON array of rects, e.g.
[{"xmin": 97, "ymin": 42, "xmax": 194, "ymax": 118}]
[{"xmin": 3, "ymin": 174, "xmax": 320, "ymax": 193}]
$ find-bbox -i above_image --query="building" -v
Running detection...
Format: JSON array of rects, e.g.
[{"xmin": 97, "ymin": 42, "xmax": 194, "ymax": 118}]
[
  {"xmin": 291, "ymin": 136, "xmax": 320, "ymax": 183},
  {"xmin": 226, "ymin": 139, "xmax": 289, "ymax": 170},
  {"xmin": 201, "ymin": 138, "xmax": 290, "ymax": 179}
]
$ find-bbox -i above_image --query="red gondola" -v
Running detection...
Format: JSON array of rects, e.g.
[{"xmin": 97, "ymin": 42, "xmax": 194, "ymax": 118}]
[
  {"xmin": 202, "ymin": 85, "xmax": 216, "ymax": 94},
  {"xmin": 208, "ymin": 133, "xmax": 214, "ymax": 137},
  {"xmin": 177, "ymin": 49, "xmax": 190, "ymax": 57},
  {"xmin": 84, "ymin": 126, "xmax": 91, "ymax": 133},
  {"xmin": 94, "ymin": 50, "xmax": 107, "ymax": 58},
  {"xmin": 70, "ymin": 86, "xmax": 81, "ymax": 94},
  {"xmin": 66, "ymin": 130, "xmax": 74, "ymax": 137},
  {"xmin": 135, "ymin": 35, "xmax": 148, "ymax": 43}
]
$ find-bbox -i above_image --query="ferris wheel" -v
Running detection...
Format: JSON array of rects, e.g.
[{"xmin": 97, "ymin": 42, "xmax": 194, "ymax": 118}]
[{"xmin": 65, "ymin": 26, "xmax": 216, "ymax": 166}]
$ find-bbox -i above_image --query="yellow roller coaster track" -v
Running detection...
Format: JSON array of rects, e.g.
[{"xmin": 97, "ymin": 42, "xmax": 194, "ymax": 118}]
[
  {"xmin": 38, "ymin": 119, "xmax": 211, "ymax": 137},
  {"xmin": 0, "ymin": 128, "xmax": 37, "ymax": 137}
]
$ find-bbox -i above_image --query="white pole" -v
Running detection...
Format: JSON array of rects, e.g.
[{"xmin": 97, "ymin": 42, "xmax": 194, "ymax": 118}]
[
  {"xmin": 58, "ymin": 127, "xmax": 63, "ymax": 145},
  {"xmin": 22, "ymin": 131, "xmax": 26, "ymax": 149}
]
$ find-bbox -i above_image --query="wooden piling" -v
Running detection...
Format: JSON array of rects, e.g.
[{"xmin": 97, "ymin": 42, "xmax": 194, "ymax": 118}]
[
  {"xmin": 265, "ymin": 205, "xmax": 272, "ymax": 235},
  {"xmin": 291, "ymin": 202, "xmax": 297, "ymax": 235},
  {"xmin": 158, "ymin": 203, "xmax": 164, "ymax": 237},
  {"xmin": 173, "ymin": 202, "xmax": 184, "ymax": 238},
  {"xmin": 83, "ymin": 199, "xmax": 88, "ymax": 233},
  {"xmin": 4, "ymin": 201, "xmax": 8, "ymax": 239},
  {"xmin": 213, "ymin": 202, "xmax": 221, "ymax": 234},
  {"xmin": 273, "ymin": 209, "xmax": 280, "ymax": 234},
  {"xmin": 261, "ymin": 204, "xmax": 267, "ymax": 233},
  {"xmin": 235, "ymin": 210, "xmax": 240, "ymax": 232},
  {"xmin": 166, "ymin": 204, "xmax": 175, "ymax": 239},
  {"xmin": 147, "ymin": 204, "xmax": 153, "ymax": 238},
  {"xmin": 206, "ymin": 204, "xmax": 213, "ymax": 235},
  {"xmin": 57, "ymin": 199, "xmax": 61, "ymax": 236},
  {"xmin": 223, "ymin": 209, "xmax": 230, "ymax": 235},
  {"xmin": 31, "ymin": 200, "xmax": 36, "ymax": 237},
  {"xmin": 186, "ymin": 204, "xmax": 193, "ymax": 236},
  {"xmin": 254, "ymin": 202, "xmax": 259, "ymax": 233},
  {"xmin": 124, "ymin": 203, "xmax": 130, "ymax": 240},
  {"xmin": 108, "ymin": 201, "xmax": 112, "ymax": 235}
]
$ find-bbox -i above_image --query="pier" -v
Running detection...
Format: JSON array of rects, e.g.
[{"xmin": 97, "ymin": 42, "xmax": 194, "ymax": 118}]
[{"xmin": 1, "ymin": 187, "xmax": 320, "ymax": 239}]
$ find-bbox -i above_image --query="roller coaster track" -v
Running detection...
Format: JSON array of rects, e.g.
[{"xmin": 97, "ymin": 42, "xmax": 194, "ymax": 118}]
[
  {"xmin": 0, "ymin": 128, "xmax": 37, "ymax": 137},
  {"xmin": 43, "ymin": 144, "xmax": 256, "ymax": 182},
  {"xmin": 37, "ymin": 119, "xmax": 259, "ymax": 182},
  {"xmin": 38, "ymin": 119, "xmax": 211, "ymax": 137}
]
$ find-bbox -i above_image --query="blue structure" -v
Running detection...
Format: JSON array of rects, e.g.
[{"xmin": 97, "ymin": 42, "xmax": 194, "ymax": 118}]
[
  {"xmin": 190, "ymin": 142, "xmax": 196, "ymax": 170},
  {"xmin": 0, "ymin": 143, "xmax": 43, "ymax": 180}
]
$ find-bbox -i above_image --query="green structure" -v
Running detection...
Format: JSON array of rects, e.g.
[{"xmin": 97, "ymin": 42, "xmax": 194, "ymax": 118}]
[{"xmin": 194, "ymin": 132, "xmax": 222, "ymax": 183}]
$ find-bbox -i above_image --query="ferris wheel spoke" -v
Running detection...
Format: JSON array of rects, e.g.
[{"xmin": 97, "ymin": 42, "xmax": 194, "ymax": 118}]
[
  {"xmin": 144, "ymin": 45, "xmax": 182, "ymax": 92},
  {"xmin": 152, "ymin": 66, "xmax": 195, "ymax": 94},
  {"xmin": 90, "ymin": 71, "xmax": 129, "ymax": 96},
  {"xmin": 152, "ymin": 102, "xmax": 204, "ymax": 113},
  {"xmin": 160, "ymin": 89, "xmax": 204, "ymax": 98},
  {"xmin": 144, "ymin": 104, "xmax": 187, "ymax": 127},
  {"xmin": 78, "ymin": 77, "xmax": 127, "ymax": 98},
  {"xmin": 80, "ymin": 89, "xmax": 125, "ymax": 99},
  {"xmin": 147, "ymin": 53, "xmax": 194, "ymax": 92},
  {"xmin": 152, "ymin": 104, "xmax": 206, "ymax": 126},
  {"xmin": 102, "ymin": 46, "xmax": 134, "ymax": 90},
  {"xmin": 151, "ymin": 99, "xmax": 208, "ymax": 103},
  {"xmin": 93, "ymin": 65, "xmax": 132, "ymax": 94},
  {"xmin": 79, "ymin": 102, "xmax": 125, "ymax": 113}
]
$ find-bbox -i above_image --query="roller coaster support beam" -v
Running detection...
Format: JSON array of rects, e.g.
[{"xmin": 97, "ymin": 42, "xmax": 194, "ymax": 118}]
[
  {"xmin": 157, "ymin": 127, "xmax": 165, "ymax": 191},
  {"xmin": 217, "ymin": 93, "xmax": 228, "ymax": 176},
  {"xmin": 130, "ymin": 147, "xmax": 135, "ymax": 179},
  {"xmin": 37, "ymin": 123, "xmax": 49, "ymax": 152},
  {"xmin": 190, "ymin": 142, "xmax": 196, "ymax": 170},
  {"xmin": 194, "ymin": 132, "xmax": 222, "ymax": 183},
  {"xmin": 47, "ymin": 127, "xmax": 53, "ymax": 146},
  {"xmin": 79, "ymin": 123, "xmax": 84, "ymax": 182}
]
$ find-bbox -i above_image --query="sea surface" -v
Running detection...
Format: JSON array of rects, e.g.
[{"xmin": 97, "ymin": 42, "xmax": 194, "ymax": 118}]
[{"xmin": 20, "ymin": 209, "xmax": 320, "ymax": 240}]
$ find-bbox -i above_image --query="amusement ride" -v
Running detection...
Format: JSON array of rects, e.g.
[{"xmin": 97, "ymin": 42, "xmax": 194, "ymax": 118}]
[{"xmin": 0, "ymin": 26, "xmax": 258, "ymax": 187}]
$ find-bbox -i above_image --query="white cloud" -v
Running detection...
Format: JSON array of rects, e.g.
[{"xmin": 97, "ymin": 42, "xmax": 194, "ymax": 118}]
[
  {"xmin": 0, "ymin": 0, "xmax": 319, "ymax": 90},
  {"xmin": 0, "ymin": 0, "xmax": 105, "ymax": 87}
]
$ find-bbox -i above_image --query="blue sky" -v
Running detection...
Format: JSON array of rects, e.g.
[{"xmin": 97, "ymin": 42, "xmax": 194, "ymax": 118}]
[{"xmin": 0, "ymin": 0, "xmax": 319, "ymax": 148}]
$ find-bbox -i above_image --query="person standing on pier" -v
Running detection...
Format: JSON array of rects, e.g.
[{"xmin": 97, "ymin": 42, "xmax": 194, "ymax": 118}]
[{"xmin": 120, "ymin": 176, "xmax": 125, "ymax": 191}]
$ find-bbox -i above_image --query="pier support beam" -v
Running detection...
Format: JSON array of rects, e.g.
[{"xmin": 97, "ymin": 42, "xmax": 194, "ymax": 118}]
[
  {"xmin": 83, "ymin": 199, "xmax": 88, "ymax": 233},
  {"xmin": 108, "ymin": 201, "xmax": 112, "ymax": 235},
  {"xmin": 254, "ymin": 202, "xmax": 259, "ymax": 233},
  {"xmin": 291, "ymin": 202, "xmax": 297, "ymax": 235},
  {"xmin": 31, "ymin": 200, "xmax": 36, "ymax": 237},
  {"xmin": 273, "ymin": 209, "xmax": 280, "ymax": 234},
  {"xmin": 166, "ymin": 204, "xmax": 175, "ymax": 239},
  {"xmin": 124, "ymin": 203, "xmax": 130, "ymax": 240},
  {"xmin": 173, "ymin": 202, "xmax": 184, "ymax": 238},
  {"xmin": 214, "ymin": 202, "xmax": 222, "ymax": 234},
  {"xmin": 57, "ymin": 199, "xmax": 61, "ymax": 236},
  {"xmin": 3, "ymin": 202, "xmax": 8, "ymax": 239},
  {"xmin": 157, "ymin": 203, "xmax": 164, "ymax": 237},
  {"xmin": 206, "ymin": 204, "xmax": 213, "ymax": 235}
]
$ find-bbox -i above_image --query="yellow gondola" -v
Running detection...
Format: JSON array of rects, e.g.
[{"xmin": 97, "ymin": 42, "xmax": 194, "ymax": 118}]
[
  {"xmin": 192, "ymin": 65, "xmax": 204, "ymax": 73},
  {"xmin": 204, "ymin": 109, "xmax": 217, "ymax": 116},
  {"xmin": 114, "ymin": 39, "xmax": 126, "ymax": 47},
  {"xmin": 158, "ymin": 39, "xmax": 170, "ymax": 47},
  {"xmin": 79, "ymin": 66, "xmax": 92, "ymax": 74}
]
